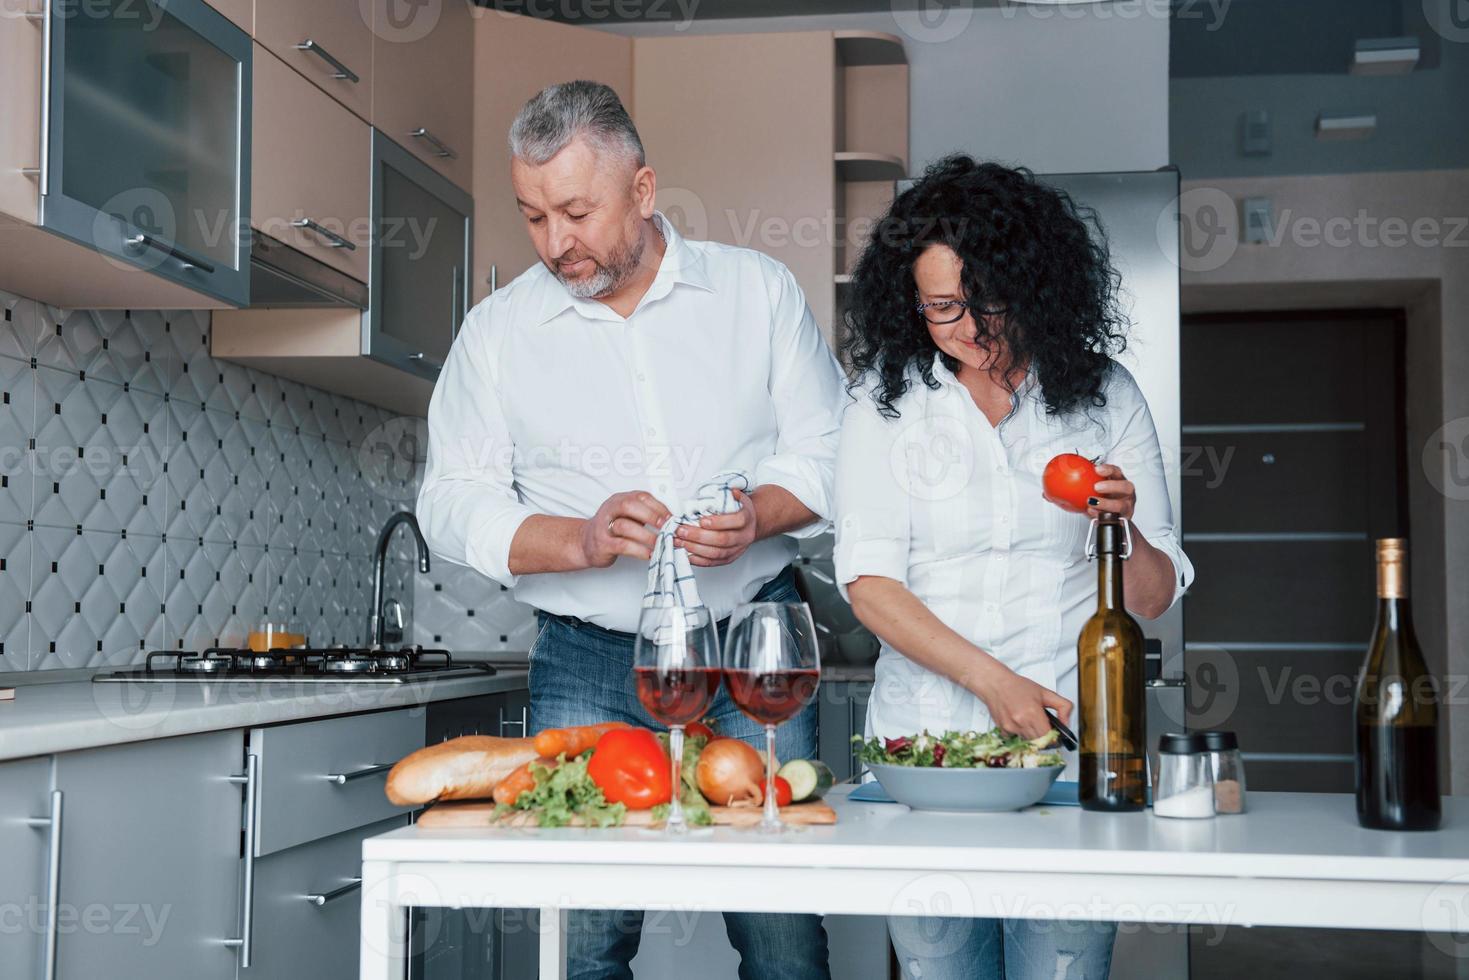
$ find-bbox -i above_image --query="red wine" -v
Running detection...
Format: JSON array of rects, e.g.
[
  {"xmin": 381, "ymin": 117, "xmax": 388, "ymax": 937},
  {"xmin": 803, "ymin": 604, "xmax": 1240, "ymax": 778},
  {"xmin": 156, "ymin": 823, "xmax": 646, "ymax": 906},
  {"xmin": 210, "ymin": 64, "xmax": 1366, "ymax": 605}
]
[
  {"xmin": 635, "ymin": 666, "xmax": 721, "ymax": 726},
  {"xmin": 725, "ymin": 669, "xmax": 819, "ymax": 725}
]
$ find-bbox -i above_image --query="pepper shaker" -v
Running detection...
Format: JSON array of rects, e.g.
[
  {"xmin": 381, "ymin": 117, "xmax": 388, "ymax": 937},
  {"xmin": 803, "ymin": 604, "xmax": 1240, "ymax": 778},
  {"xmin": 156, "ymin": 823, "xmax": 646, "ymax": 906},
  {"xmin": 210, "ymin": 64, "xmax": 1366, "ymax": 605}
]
[{"xmin": 1200, "ymin": 730, "xmax": 1247, "ymax": 814}]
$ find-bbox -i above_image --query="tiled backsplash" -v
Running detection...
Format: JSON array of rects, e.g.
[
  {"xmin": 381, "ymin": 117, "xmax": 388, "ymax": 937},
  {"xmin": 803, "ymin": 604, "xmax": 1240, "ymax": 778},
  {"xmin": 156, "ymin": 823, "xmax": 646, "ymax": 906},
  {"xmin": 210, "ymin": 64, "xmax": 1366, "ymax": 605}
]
[{"xmin": 0, "ymin": 287, "xmax": 423, "ymax": 672}]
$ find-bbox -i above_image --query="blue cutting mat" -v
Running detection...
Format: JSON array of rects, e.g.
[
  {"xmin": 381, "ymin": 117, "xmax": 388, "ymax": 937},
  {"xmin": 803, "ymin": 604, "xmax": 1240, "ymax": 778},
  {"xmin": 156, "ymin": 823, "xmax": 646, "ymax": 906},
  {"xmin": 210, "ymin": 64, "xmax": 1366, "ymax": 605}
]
[{"xmin": 848, "ymin": 779, "xmax": 1082, "ymax": 807}]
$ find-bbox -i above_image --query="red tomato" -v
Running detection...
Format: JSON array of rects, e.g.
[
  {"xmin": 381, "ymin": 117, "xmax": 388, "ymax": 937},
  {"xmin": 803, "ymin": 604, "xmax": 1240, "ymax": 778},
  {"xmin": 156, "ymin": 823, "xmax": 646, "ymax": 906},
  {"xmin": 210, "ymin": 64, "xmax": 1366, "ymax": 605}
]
[
  {"xmin": 685, "ymin": 720, "xmax": 716, "ymax": 741},
  {"xmin": 587, "ymin": 728, "xmax": 673, "ymax": 810},
  {"xmin": 1042, "ymin": 453, "xmax": 1101, "ymax": 514},
  {"xmin": 773, "ymin": 775, "xmax": 794, "ymax": 808}
]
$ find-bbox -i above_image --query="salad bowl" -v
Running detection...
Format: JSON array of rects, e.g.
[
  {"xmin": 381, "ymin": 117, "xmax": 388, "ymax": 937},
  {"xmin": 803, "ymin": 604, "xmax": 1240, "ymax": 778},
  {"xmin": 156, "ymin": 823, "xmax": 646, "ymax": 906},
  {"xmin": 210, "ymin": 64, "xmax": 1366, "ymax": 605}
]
[{"xmin": 856, "ymin": 728, "xmax": 1066, "ymax": 813}]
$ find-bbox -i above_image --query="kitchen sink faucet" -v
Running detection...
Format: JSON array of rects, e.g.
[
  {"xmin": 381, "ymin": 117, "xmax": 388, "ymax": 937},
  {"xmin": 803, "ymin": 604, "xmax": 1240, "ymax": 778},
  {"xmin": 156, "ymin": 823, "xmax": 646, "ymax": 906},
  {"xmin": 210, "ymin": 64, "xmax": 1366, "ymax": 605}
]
[{"xmin": 370, "ymin": 511, "xmax": 432, "ymax": 648}]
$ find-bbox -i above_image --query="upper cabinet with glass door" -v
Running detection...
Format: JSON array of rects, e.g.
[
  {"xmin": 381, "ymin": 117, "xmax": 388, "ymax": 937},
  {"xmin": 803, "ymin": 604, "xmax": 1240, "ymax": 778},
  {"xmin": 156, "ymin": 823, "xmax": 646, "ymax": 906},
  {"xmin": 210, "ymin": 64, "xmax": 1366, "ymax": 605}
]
[{"xmin": 37, "ymin": 0, "xmax": 252, "ymax": 307}]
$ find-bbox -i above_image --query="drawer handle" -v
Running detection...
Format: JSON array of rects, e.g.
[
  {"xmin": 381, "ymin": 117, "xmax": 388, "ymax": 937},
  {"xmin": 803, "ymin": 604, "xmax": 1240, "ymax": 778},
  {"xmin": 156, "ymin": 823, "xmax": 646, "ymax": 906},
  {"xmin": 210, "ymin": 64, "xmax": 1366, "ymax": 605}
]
[
  {"xmin": 295, "ymin": 39, "xmax": 359, "ymax": 83},
  {"xmin": 406, "ymin": 352, "xmax": 444, "ymax": 374},
  {"xmin": 124, "ymin": 233, "xmax": 216, "ymax": 274},
  {"xmin": 305, "ymin": 877, "xmax": 363, "ymax": 907},
  {"xmin": 323, "ymin": 762, "xmax": 394, "ymax": 785},
  {"xmin": 409, "ymin": 127, "xmax": 457, "ymax": 160},
  {"xmin": 291, "ymin": 217, "xmax": 357, "ymax": 251}
]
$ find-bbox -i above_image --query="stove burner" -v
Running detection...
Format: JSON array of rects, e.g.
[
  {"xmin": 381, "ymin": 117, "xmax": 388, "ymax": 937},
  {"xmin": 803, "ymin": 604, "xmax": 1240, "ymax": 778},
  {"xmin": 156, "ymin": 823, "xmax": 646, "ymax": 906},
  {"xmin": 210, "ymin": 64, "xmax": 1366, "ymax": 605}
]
[
  {"xmin": 117, "ymin": 646, "xmax": 483, "ymax": 684},
  {"xmin": 322, "ymin": 654, "xmax": 379, "ymax": 674}
]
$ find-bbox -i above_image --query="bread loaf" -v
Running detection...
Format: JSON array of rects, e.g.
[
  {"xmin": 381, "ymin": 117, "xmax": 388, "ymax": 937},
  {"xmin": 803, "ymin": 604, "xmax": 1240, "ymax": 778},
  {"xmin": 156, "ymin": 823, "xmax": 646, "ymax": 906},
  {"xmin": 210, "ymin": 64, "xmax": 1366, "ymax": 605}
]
[{"xmin": 385, "ymin": 735, "xmax": 539, "ymax": 806}]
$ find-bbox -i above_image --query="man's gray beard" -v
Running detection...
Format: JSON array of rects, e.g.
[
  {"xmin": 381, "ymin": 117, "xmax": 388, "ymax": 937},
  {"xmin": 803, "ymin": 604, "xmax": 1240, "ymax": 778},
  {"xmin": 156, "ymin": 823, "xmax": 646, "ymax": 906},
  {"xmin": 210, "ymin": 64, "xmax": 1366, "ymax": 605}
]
[{"xmin": 557, "ymin": 231, "xmax": 647, "ymax": 300}]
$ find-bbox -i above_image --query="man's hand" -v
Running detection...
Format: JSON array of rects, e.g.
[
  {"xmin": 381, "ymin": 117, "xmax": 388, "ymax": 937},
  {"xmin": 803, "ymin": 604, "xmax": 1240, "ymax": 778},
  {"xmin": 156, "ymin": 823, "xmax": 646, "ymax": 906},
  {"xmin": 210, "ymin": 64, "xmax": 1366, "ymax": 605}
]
[
  {"xmin": 579, "ymin": 492, "xmax": 672, "ymax": 567},
  {"xmin": 673, "ymin": 488, "xmax": 758, "ymax": 567}
]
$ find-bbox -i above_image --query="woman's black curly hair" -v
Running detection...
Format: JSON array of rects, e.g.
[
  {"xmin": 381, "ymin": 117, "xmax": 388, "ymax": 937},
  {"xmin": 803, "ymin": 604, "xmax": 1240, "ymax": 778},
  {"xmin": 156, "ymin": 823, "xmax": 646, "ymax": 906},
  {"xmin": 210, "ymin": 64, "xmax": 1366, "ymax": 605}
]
[{"xmin": 841, "ymin": 155, "xmax": 1128, "ymax": 419}]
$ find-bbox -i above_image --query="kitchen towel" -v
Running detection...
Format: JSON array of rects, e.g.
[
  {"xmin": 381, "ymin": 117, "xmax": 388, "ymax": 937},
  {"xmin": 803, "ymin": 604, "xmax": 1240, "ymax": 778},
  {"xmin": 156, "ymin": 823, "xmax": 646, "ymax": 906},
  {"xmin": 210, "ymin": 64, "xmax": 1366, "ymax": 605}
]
[{"xmin": 642, "ymin": 470, "xmax": 752, "ymax": 613}]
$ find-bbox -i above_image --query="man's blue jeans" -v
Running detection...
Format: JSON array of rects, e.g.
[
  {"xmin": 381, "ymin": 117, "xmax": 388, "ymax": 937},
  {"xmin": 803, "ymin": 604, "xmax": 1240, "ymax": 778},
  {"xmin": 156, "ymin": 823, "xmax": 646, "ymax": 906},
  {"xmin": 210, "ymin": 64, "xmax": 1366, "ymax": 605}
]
[{"xmin": 528, "ymin": 567, "xmax": 831, "ymax": 980}]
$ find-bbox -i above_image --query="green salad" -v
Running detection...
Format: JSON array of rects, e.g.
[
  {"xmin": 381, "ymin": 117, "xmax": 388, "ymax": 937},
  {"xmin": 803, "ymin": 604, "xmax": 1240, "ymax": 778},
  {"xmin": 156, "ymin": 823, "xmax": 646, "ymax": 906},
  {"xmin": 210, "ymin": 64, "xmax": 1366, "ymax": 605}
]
[{"xmin": 854, "ymin": 727, "xmax": 1065, "ymax": 770}]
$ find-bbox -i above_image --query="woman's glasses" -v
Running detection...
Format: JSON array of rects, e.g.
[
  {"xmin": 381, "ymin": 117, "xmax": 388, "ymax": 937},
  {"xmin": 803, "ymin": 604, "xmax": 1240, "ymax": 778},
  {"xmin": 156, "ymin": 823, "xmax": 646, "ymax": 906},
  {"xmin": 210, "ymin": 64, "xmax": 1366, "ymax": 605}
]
[{"xmin": 915, "ymin": 298, "xmax": 1008, "ymax": 325}]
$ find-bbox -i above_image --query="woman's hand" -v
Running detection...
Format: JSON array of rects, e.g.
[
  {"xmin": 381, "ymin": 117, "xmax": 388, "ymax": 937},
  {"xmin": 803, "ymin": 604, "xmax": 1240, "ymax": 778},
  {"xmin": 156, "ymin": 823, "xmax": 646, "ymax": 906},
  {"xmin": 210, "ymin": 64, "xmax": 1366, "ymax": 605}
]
[
  {"xmin": 1087, "ymin": 462, "xmax": 1136, "ymax": 522},
  {"xmin": 969, "ymin": 662, "xmax": 1073, "ymax": 740}
]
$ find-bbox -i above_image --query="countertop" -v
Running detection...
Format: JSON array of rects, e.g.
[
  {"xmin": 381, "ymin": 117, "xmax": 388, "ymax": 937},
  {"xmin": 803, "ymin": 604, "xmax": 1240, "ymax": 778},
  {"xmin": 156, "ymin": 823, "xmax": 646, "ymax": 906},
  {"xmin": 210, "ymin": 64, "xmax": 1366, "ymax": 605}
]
[
  {"xmin": 0, "ymin": 668, "xmax": 528, "ymax": 762},
  {"xmin": 361, "ymin": 786, "xmax": 1469, "ymax": 938}
]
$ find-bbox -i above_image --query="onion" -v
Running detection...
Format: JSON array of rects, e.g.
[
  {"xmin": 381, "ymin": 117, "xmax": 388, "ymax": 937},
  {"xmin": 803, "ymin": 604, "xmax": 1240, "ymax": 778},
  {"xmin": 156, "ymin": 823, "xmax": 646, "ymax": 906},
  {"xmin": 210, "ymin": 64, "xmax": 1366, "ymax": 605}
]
[{"xmin": 696, "ymin": 738, "xmax": 765, "ymax": 807}]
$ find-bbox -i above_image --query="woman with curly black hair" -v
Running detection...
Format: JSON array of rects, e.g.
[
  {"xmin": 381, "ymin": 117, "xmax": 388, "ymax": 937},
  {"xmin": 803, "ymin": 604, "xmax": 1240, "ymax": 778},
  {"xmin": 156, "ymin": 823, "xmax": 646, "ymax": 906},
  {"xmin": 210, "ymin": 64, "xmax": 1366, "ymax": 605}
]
[{"xmin": 834, "ymin": 156, "xmax": 1194, "ymax": 980}]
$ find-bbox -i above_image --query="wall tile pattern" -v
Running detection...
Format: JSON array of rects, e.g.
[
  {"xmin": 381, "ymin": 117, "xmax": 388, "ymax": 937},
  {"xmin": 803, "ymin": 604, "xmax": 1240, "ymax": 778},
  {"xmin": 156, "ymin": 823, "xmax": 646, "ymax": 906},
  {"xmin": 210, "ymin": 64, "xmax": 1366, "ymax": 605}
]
[{"xmin": 0, "ymin": 288, "xmax": 422, "ymax": 671}]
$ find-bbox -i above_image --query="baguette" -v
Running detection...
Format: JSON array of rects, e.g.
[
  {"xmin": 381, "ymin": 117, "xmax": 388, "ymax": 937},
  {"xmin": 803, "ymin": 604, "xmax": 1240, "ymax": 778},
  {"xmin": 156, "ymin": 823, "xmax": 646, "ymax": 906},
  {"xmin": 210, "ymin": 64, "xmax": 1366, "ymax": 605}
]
[{"xmin": 385, "ymin": 735, "xmax": 540, "ymax": 806}]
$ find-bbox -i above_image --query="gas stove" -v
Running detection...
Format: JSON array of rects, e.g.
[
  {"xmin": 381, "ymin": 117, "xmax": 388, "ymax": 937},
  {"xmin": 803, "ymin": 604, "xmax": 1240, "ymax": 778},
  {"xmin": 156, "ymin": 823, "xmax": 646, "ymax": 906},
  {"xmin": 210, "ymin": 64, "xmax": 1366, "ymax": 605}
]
[{"xmin": 92, "ymin": 646, "xmax": 497, "ymax": 684}]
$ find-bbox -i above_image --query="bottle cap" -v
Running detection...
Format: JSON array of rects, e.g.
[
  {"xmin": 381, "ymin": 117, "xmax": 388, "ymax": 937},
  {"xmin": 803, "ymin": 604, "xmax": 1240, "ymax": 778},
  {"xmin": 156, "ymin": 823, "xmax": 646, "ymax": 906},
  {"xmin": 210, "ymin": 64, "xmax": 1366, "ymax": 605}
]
[
  {"xmin": 1157, "ymin": 732, "xmax": 1209, "ymax": 754},
  {"xmin": 1198, "ymin": 730, "xmax": 1238, "ymax": 752}
]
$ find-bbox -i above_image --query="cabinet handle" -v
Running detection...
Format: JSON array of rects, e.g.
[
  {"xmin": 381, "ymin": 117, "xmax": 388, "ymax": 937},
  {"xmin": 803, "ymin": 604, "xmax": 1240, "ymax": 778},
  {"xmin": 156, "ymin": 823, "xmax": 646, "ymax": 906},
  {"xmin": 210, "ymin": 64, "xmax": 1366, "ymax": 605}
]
[
  {"xmin": 23, "ymin": 3, "xmax": 52, "ymax": 196},
  {"xmin": 450, "ymin": 266, "xmax": 463, "ymax": 340},
  {"xmin": 406, "ymin": 352, "xmax": 443, "ymax": 374},
  {"xmin": 409, "ymin": 127, "xmax": 457, "ymax": 160},
  {"xmin": 487, "ymin": 263, "xmax": 497, "ymax": 291},
  {"xmin": 305, "ymin": 877, "xmax": 363, "ymax": 907},
  {"xmin": 23, "ymin": 789, "xmax": 62, "ymax": 980},
  {"xmin": 295, "ymin": 39, "xmax": 359, "ymax": 83},
  {"xmin": 323, "ymin": 762, "xmax": 394, "ymax": 785},
  {"xmin": 498, "ymin": 705, "xmax": 528, "ymax": 737},
  {"xmin": 124, "ymin": 233, "xmax": 216, "ymax": 274},
  {"xmin": 291, "ymin": 217, "xmax": 356, "ymax": 251},
  {"xmin": 224, "ymin": 754, "xmax": 259, "ymax": 968}
]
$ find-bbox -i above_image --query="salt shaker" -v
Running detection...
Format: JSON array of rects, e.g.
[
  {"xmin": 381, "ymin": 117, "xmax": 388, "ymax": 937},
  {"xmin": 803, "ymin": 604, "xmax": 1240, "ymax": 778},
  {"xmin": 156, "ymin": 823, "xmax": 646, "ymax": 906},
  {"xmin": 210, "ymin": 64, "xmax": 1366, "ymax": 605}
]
[
  {"xmin": 1200, "ymin": 730, "xmax": 1247, "ymax": 814},
  {"xmin": 1152, "ymin": 733, "xmax": 1215, "ymax": 819}
]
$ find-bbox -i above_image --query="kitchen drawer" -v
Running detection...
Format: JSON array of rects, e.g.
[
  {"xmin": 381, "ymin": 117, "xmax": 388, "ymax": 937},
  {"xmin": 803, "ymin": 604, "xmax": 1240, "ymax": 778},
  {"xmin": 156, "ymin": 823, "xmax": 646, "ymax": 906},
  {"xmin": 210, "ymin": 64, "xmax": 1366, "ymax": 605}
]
[
  {"xmin": 369, "ymin": 0, "xmax": 473, "ymax": 188},
  {"xmin": 252, "ymin": 43, "xmax": 372, "ymax": 282},
  {"xmin": 254, "ymin": 0, "xmax": 373, "ymax": 120},
  {"xmin": 244, "ymin": 814, "xmax": 409, "ymax": 980},
  {"xmin": 252, "ymin": 708, "xmax": 423, "ymax": 856}
]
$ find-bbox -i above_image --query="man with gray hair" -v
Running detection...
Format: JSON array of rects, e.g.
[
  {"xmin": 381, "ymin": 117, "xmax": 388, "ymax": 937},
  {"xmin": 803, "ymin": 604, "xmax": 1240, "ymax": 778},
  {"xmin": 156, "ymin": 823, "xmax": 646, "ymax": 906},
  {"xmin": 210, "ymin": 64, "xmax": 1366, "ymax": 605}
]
[{"xmin": 417, "ymin": 80, "xmax": 841, "ymax": 979}]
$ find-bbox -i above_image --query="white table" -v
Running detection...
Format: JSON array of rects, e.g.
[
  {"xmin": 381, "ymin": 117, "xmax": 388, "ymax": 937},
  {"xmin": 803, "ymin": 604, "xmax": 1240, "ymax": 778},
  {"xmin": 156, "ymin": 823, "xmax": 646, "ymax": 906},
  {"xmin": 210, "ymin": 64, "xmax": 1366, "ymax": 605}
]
[{"xmin": 359, "ymin": 787, "xmax": 1469, "ymax": 979}]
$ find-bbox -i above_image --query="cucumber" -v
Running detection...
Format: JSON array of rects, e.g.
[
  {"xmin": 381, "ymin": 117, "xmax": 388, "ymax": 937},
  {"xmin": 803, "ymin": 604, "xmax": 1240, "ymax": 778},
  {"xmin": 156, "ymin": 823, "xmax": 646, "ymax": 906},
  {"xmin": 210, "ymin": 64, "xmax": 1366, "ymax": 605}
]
[{"xmin": 777, "ymin": 759, "xmax": 835, "ymax": 802}]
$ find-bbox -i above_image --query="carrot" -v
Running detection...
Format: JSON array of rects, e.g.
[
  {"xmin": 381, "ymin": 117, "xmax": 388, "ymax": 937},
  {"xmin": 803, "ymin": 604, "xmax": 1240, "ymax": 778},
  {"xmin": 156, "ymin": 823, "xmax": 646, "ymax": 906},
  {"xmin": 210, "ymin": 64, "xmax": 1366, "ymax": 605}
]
[
  {"xmin": 492, "ymin": 756, "xmax": 555, "ymax": 807},
  {"xmin": 533, "ymin": 722, "xmax": 631, "ymax": 760}
]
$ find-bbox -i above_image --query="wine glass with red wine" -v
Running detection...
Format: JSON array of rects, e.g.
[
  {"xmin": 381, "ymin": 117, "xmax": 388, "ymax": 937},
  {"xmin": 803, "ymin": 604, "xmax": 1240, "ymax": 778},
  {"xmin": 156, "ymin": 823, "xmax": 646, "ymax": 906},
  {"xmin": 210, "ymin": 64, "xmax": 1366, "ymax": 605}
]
[
  {"xmin": 633, "ymin": 605, "xmax": 721, "ymax": 835},
  {"xmin": 723, "ymin": 602, "xmax": 821, "ymax": 834}
]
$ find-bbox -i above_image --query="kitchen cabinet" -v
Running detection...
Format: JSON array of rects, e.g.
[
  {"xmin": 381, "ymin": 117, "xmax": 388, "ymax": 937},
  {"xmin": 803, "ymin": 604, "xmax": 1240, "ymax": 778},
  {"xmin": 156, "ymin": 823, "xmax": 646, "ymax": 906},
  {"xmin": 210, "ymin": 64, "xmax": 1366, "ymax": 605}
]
[
  {"xmin": 369, "ymin": 0, "xmax": 474, "ymax": 189},
  {"xmin": 254, "ymin": 0, "xmax": 373, "ymax": 121},
  {"xmin": 251, "ymin": 42, "xmax": 372, "ymax": 282},
  {"xmin": 251, "ymin": 708, "xmax": 422, "ymax": 856},
  {"xmin": 0, "ymin": 757, "xmax": 56, "ymax": 980},
  {"xmin": 245, "ymin": 814, "xmax": 409, "ymax": 980},
  {"xmin": 470, "ymin": 12, "xmax": 634, "ymax": 306},
  {"xmin": 366, "ymin": 131, "xmax": 473, "ymax": 382},
  {"xmin": 52, "ymin": 731, "xmax": 245, "ymax": 980},
  {"xmin": 0, "ymin": 0, "xmax": 252, "ymax": 310}
]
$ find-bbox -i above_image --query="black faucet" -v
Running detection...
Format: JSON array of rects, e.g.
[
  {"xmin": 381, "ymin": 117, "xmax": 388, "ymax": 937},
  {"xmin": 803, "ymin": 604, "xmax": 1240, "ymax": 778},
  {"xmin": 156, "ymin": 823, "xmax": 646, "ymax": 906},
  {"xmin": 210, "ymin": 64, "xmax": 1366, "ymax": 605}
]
[{"xmin": 370, "ymin": 511, "xmax": 431, "ymax": 648}]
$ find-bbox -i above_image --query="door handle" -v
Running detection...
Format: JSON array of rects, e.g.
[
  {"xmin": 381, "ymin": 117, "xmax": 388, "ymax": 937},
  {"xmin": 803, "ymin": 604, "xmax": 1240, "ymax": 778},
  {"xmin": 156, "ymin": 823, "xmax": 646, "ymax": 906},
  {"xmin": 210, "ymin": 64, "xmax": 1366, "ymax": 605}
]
[
  {"xmin": 224, "ymin": 754, "xmax": 259, "ymax": 968},
  {"xmin": 409, "ymin": 127, "xmax": 456, "ymax": 160},
  {"xmin": 305, "ymin": 877, "xmax": 363, "ymax": 907},
  {"xmin": 23, "ymin": 790, "xmax": 62, "ymax": 980},
  {"xmin": 124, "ymin": 233, "xmax": 216, "ymax": 274},
  {"xmin": 487, "ymin": 263, "xmax": 498, "ymax": 291},
  {"xmin": 323, "ymin": 762, "xmax": 394, "ymax": 785},
  {"xmin": 295, "ymin": 39, "xmax": 359, "ymax": 83},
  {"xmin": 22, "ymin": 2, "xmax": 52, "ymax": 196},
  {"xmin": 291, "ymin": 217, "xmax": 356, "ymax": 251}
]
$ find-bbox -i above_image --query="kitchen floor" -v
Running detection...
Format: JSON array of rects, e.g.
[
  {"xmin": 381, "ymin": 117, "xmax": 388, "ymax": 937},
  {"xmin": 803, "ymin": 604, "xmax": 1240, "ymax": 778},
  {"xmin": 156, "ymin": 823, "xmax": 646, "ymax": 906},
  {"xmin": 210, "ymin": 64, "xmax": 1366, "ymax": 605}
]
[{"xmin": 1192, "ymin": 927, "xmax": 1466, "ymax": 979}]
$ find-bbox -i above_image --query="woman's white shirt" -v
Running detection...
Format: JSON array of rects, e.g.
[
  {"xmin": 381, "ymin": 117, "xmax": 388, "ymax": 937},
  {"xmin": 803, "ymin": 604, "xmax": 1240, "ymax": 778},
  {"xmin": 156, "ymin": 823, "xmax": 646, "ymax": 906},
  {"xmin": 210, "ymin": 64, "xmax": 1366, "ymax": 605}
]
[{"xmin": 834, "ymin": 354, "xmax": 1193, "ymax": 750}]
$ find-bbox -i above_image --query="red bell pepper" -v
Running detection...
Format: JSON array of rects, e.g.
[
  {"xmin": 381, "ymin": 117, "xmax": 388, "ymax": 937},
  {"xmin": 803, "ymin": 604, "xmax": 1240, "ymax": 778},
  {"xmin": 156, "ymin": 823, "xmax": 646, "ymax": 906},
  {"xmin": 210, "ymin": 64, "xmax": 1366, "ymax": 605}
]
[{"xmin": 587, "ymin": 727, "xmax": 672, "ymax": 810}]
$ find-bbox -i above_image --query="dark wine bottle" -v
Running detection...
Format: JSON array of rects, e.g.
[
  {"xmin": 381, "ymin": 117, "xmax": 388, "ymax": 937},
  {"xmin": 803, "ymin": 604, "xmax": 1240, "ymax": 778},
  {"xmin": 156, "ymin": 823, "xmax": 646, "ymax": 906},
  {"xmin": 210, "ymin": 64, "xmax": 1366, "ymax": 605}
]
[
  {"xmin": 1078, "ymin": 516, "xmax": 1147, "ymax": 812},
  {"xmin": 1355, "ymin": 538, "xmax": 1441, "ymax": 831}
]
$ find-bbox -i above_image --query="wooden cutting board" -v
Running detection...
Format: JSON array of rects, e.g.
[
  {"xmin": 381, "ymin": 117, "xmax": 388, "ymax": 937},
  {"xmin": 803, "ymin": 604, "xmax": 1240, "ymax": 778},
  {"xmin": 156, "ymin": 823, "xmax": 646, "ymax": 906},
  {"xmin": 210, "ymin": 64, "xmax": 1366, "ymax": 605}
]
[{"xmin": 417, "ymin": 798, "xmax": 836, "ymax": 829}]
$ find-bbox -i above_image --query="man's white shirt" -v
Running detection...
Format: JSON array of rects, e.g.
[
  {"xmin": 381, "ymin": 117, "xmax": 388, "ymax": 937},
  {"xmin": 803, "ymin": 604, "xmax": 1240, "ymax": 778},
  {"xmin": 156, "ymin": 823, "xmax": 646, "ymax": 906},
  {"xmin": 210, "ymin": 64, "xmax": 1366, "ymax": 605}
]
[{"xmin": 417, "ymin": 212, "xmax": 846, "ymax": 632}]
